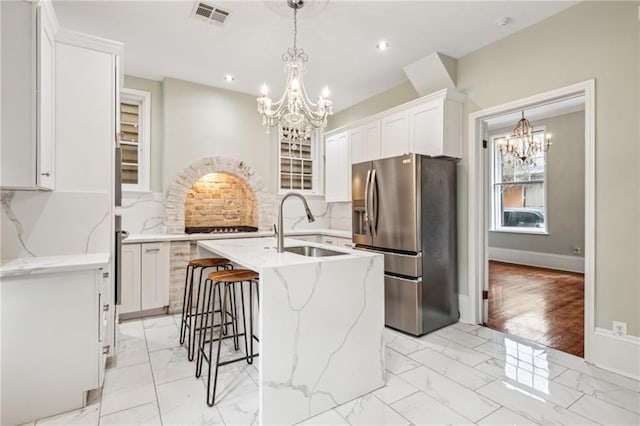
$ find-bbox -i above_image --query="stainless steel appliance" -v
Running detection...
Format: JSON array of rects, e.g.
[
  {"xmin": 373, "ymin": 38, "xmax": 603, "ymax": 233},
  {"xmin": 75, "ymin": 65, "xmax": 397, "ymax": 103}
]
[
  {"xmin": 114, "ymin": 214, "xmax": 128, "ymax": 306},
  {"xmin": 353, "ymin": 154, "xmax": 457, "ymax": 336}
]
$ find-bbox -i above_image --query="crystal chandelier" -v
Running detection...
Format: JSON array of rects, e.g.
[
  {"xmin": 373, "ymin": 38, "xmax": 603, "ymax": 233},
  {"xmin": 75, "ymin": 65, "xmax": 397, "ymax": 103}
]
[
  {"xmin": 257, "ymin": 0, "xmax": 332, "ymax": 131},
  {"xmin": 499, "ymin": 111, "xmax": 551, "ymax": 164}
]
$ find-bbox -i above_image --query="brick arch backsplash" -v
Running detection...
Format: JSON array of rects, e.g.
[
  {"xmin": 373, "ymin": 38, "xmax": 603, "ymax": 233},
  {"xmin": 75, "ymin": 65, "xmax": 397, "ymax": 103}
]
[{"xmin": 164, "ymin": 156, "xmax": 273, "ymax": 234}]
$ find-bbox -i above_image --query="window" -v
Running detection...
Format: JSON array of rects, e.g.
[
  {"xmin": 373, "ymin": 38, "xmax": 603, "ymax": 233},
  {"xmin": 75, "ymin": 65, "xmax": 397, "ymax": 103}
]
[
  {"xmin": 491, "ymin": 129, "xmax": 547, "ymax": 233},
  {"xmin": 120, "ymin": 88, "xmax": 151, "ymax": 192},
  {"xmin": 278, "ymin": 124, "xmax": 319, "ymax": 194}
]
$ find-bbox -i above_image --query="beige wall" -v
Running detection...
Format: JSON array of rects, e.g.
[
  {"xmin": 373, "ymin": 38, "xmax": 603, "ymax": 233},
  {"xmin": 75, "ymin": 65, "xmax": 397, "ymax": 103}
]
[
  {"xmin": 327, "ymin": 81, "xmax": 417, "ymax": 131},
  {"xmin": 161, "ymin": 77, "xmax": 274, "ymax": 193},
  {"xmin": 331, "ymin": 2, "xmax": 639, "ymax": 336},
  {"xmin": 123, "ymin": 75, "xmax": 164, "ymax": 192},
  {"xmin": 488, "ymin": 111, "xmax": 585, "ymax": 257}
]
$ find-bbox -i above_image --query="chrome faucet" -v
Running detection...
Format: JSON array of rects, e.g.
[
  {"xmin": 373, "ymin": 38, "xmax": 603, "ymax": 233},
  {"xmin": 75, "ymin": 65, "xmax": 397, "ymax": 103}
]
[{"xmin": 276, "ymin": 192, "xmax": 316, "ymax": 253}]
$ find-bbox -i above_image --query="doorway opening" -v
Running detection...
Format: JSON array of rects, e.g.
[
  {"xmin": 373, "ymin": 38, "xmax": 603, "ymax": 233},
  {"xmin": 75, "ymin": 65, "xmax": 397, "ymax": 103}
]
[{"xmin": 467, "ymin": 80, "xmax": 595, "ymax": 361}]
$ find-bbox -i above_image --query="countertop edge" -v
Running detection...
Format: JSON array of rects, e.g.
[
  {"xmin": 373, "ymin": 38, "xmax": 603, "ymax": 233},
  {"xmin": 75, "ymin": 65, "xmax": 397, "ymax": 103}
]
[
  {"xmin": 0, "ymin": 253, "xmax": 110, "ymax": 278},
  {"xmin": 123, "ymin": 228, "xmax": 353, "ymax": 244}
]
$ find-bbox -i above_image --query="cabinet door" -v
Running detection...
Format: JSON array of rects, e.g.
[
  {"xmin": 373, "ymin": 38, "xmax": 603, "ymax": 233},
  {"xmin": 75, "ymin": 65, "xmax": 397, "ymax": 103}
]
[
  {"xmin": 320, "ymin": 236, "xmax": 338, "ymax": 245},
  {"xmin": 349, "ymin": 126, "xmax": 367, "ymax": 164},
  {"xmin": 364, "ymin": 120, "xmax": 381, "ymax": 161},
  {"xmin": 0, "ymin": 1, "xmax": 37, "ymax": 189},
  {"xmin": 381, "ymin": 111, "xmax": 409, "ymax": 158},
  {"xmin": 120, "ymin": 244, "xmax": 141, "ymax": 314},
  {"xmin": 409, "ymin": 99, "xmax": 443, "ymax": 157},
  {"xmin": 141, "ymin": 243, "xmax": 170, "ymax": 310},
  {"xmin": 337, "ymin": 237, "xmax": 353, "ymax": 249},
  {"xmin": 325, "ymin": 132, "xmax": 351, "ymax": 202},
  {"xmin": 36, "ymin": 3, "xmax": 56, "ymax": 189}
]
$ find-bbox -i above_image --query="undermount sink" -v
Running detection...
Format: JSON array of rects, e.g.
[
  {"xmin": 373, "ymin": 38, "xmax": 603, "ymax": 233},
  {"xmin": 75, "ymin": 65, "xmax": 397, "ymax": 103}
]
[{"xmin": 284, "ymin": 245, "xmax": 346, "ymax": 257}]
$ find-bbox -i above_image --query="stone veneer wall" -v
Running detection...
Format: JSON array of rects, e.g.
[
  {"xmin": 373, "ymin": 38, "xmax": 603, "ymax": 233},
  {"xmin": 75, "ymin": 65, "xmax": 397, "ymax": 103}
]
[
  {"xmin": 184, "ymin": 172, "xmax": 257, "ymax": 228},
  {"xmin": 165, "ymin": 156, "xmax": 273, "ymax": 313}
]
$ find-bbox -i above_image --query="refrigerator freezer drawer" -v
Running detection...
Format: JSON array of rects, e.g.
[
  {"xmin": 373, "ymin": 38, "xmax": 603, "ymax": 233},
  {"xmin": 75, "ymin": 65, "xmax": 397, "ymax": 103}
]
[
  {"xmin": 355, "ymin": 247, "xmax": 421, "ymax": 277},
  {"xmin": 385, "ymin": 275, "xmax": 422, "ymax": 336}
]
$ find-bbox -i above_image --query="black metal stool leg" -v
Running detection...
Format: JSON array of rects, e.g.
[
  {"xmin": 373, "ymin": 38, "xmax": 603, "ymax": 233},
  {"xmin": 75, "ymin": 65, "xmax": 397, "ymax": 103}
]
[
  {"xmin": 239, "ymin": 281, "xmax": 249, "ymax": 358},
  {"xmin": 207, "ymin": 281, "xmax": 228, "ymax": 407},
  {"xmin": 195, "ymin": 278, "xmax": 213, "ymax": 378},
  {"xmin": 179, "ymin": 265, "xmax": 193, "ymax": 344}
]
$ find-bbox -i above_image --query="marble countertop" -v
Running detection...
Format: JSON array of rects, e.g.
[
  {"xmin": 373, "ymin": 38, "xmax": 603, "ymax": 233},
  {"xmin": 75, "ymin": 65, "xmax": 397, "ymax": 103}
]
[
  {"xmin": 123, "ymin": 228, "xmax": 352, "ymax": 244},
  {"xmin": 198, "ymin": 236, "xmax": 370, "ymax": 272},
  {"xmin": 0, "ymin": 252, "xmax": 110, "ymax": 278}
]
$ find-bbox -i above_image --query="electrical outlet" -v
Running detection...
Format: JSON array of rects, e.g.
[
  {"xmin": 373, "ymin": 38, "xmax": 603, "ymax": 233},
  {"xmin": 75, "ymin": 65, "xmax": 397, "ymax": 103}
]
[
  {"xmin": 573, "ymin": 245, "xmax": 581, "ymax": 255},
  {"xmin": 613, "ymin": 321, "xmax": 627, "ymax": 337}
]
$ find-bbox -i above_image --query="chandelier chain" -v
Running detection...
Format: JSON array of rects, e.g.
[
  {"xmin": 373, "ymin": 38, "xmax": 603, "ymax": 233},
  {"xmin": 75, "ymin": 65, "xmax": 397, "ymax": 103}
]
[{"xmin": 293, "ymin": 8, "xmax": 297, "ymax": 51}]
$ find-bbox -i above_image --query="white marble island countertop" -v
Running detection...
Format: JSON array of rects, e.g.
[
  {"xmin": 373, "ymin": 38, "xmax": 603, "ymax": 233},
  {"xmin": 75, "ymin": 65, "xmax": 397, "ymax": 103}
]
[
  {"xmin": 198, "ymin": 236, "xmax": 359, "ymax": 271},
  {"xmin": 123, "ymin": 228, "xmax": 352, "ymax": 244},
  {"xmin": 0, "ymin": 253, "xmax": 110, "ymax": 278},
  {"xmin": 198, "ymin": 237, "xmax": 385, "ymax": 425}
]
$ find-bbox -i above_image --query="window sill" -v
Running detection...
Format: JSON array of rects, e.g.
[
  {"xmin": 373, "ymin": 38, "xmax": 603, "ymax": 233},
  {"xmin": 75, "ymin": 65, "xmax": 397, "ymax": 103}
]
[
  {"xmin": 122, "ymin": 187, "xmax": 152, "ymax": 196},
  {"xmin": 490, "ymin": 228, "xmax": 549, "ymax": 236}
]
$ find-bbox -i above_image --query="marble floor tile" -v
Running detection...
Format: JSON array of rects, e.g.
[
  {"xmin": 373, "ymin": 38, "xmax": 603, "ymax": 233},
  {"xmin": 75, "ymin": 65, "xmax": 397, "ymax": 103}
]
[
  {"xmin": 215, "ymin": 370, "xmax": 260, "ymax": 426},
  {"xmin": 568, "ymin": 394, "xmax": 640, "ymax": 425},
  {"xmin": 373, "ymin": 372, "xmax": 419, "ymax": 404},
  {"xmin": 476, "ymin": 380, "xmax": 597, "ymax": 425},
  {"xmin": 476, "ymin": 358, "xmax": 582, "ymax": 408},
  {"xmin": 432, "ymin": 325, "xmax": 488, "ymax": 348},
  {"xmin": 34, "ymin": 403, "xmax": 100, "ymax": 425},
  {"xmin": 476, "ymin": 407, "xmax": 539, "ymax": 425},
  {"xmin": 384, "ymin": 328, "xmax": 425, "ymax": 355},
  {"xmin": 399, "ymin": 366, "xmax": 500, "ymax": 422},
  {"xmin": 554, "ymin": 369, "xmax": 640, "ymax": 414},
  {"xmin": 467, "ymin": 326, "xmax": 507, "ymax": 344},
  {"xmin": 297, "ymin": 408, "xmax": 349, "ymax": 425},
  {"xmin": 144, "ymin": 323, "xmax": 181, "ymax": 352},
  {"xmin": 100, "ymin": 362, "xmax": 157, "ymax": 416},
  {"xmin": 543, "ymin": 348, "xmax": 640, "ymax": 393},
  {"xmin": 99, "ymin": 402, "xmax": 161, "ymax": 426},
  {"xmin": 450, "ymin": 321, "xmax": 481, "ymax": 333},
  {"xmin": 417, "ymin": 333, "xmax": 491, "ymax": 367},
  {"xmin": 143, "ymin": 315, "xmax": 179, "ymax": 329},
  {"xmin": 385, "ymin": 347, "xmax": 421, "ymax": 375},
  {"xmin": 149, "ymin": 346, "xmax": 196, "ymax": 385},
  {"xmin": 156, "ymin": 376, "xmax": 225, "ymax": 426},
  {"xmin": 391, "ymin": 391, "xmax": 475, "ymax": 426},
  {"xmin": 111, "ymin": 337, "xmax": 150, "ymax": 369},
  {"xmin": 335, "ymin": 394, "xmax": 410, "ymax": 426},
  {"xmin": 409, "ymin": 347, "xmax": 495, "ymax": 390}
]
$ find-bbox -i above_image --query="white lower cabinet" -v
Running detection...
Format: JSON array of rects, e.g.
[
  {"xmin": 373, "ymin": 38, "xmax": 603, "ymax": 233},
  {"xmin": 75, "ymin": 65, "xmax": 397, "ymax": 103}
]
[
  {"xmin": 292, "ymin": 235, "xmax": 321, "ymax": 243},
  {"xmin": 120, "ymin": 243, "xmax": 170, "ymax": 316},
  {"xmin": 1, "ymin": 267, "xmax": 109, "ymax": 426}
]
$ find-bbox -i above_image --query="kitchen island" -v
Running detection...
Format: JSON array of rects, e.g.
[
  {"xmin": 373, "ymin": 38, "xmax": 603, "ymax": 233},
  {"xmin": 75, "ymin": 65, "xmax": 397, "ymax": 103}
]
[{"xmin": 198, "ymin": 237, "xmax": 385, "ymax": 425}]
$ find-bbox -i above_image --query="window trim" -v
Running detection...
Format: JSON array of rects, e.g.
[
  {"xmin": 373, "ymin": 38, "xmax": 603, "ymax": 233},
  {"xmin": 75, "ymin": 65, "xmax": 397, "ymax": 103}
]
[
  {"xmin": 490, "ymin": 126, "xmax": 548, "ymax": 235},
  {"xmin": 277, "ymin": 125, "xmax": 322, "ymax": 196},
  {"xmin": 120, "ymin": 88, "xmax": 151, "ymax": 194}
]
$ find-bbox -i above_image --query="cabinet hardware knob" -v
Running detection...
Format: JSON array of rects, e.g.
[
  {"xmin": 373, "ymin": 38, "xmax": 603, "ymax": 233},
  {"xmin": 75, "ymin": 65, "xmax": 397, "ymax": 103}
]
[
  {"xmin": 103, "ymin": 304, "xmax": 110, "ymax": 312},
  {"xmin": 41, "ymin": 172, "xmax": 51, "ymax": 177},
  {"xmin": 102, "ymin": 345, "xmax": 111, "ymax": 355},
  {"xmin": 103, "ymin": 272, "xmax": 109, "ymax": 278}
]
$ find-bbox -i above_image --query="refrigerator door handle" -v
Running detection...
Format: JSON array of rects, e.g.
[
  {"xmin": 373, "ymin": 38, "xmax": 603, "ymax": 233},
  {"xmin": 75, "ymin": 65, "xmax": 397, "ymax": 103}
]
[
  {"xmin": 364, "ymin": 168, "xmax": 372, "ymax": 234},
  {"xmin": 370, "ymin": 169, "xmax": 377, "ymax": 237}
]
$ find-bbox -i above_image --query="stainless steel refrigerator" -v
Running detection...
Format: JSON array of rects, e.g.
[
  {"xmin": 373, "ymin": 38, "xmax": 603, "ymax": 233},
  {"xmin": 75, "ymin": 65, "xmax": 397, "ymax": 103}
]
[{"xmin": 353, "ymin": 154, "xmax": 458, "ymax": 336}]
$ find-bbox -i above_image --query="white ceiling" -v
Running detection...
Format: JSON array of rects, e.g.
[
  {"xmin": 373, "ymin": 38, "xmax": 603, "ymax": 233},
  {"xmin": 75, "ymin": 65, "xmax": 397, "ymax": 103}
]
[{"xmin": 52, "ymin": 0, "xmax": 578, "ymax": 112}]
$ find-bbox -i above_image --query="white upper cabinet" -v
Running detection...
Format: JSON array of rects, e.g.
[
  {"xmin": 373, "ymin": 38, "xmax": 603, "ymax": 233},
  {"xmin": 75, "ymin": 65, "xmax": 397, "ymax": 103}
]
[
  {"xmin": 409, "ymin": 93, "xmax": 463, "ymax": 158},
  {"xmin": 325, "ymin": 132, "xmax": 351, "ymax": 202},
  {"xmin": 381, "ymin": 110, "xmax": 410, "ymax": 158},
  {"xmin": 0, "ymin": 0, "xmax": 58, "ymax": 190},
  {"xmin": 350, "ymin": 120, "xmax": 381, "ymax": 164}
]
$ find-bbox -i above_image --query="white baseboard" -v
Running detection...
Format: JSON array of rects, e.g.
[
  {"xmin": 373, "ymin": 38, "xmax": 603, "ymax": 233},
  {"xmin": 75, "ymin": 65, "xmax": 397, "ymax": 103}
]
[
  {"xmin": 458, "ymin": 294, "xmax": 473, "ymax": 324},
  {"xmin": 489, "ymin": 247, "xmax": 585, "ymax": 273},
  {"xmin": 589, "ymin": 328, "xmax": 640, "ymax": 380}
]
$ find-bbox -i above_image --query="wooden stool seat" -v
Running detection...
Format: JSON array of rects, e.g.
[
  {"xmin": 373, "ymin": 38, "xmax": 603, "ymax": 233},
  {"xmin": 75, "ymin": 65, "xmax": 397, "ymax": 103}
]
[
  {"xmin": 208, "ymin": 269, "xmax": 259, "ymax": 282},
  {"xmin": 189, "ymin": 258, "xmax": 231, "ymax": 268}
]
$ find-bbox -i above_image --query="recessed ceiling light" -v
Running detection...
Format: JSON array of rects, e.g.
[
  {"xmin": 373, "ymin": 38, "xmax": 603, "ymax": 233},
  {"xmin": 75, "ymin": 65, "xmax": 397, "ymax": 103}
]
[
  {"xmin": 496, "ymin": 17, "xmax": 511, "ymax": 27},
  {"xmin": 224, "ymin": 74, "xmax": 235, "ymax": 82},
  {"xmin": 376, "ymin": 40, "xmax": 390, "ymax": 51}
]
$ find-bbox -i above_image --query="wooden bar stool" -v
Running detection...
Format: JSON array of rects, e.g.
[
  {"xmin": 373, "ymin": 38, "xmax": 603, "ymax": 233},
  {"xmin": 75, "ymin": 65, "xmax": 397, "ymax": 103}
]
[
  {"xmin": 179, "ymin": 257, "xmax": 232, "ymax": 361},
  {"xmin": 195, "ymin": 268, "xmax": 260, "ymax": 406}
]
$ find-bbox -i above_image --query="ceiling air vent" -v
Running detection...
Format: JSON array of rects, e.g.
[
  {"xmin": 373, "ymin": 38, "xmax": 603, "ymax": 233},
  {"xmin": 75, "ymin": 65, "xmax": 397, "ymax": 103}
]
[{"xmin": 191, "ymin": 1, "xmax": 231, "ymax": 25}]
